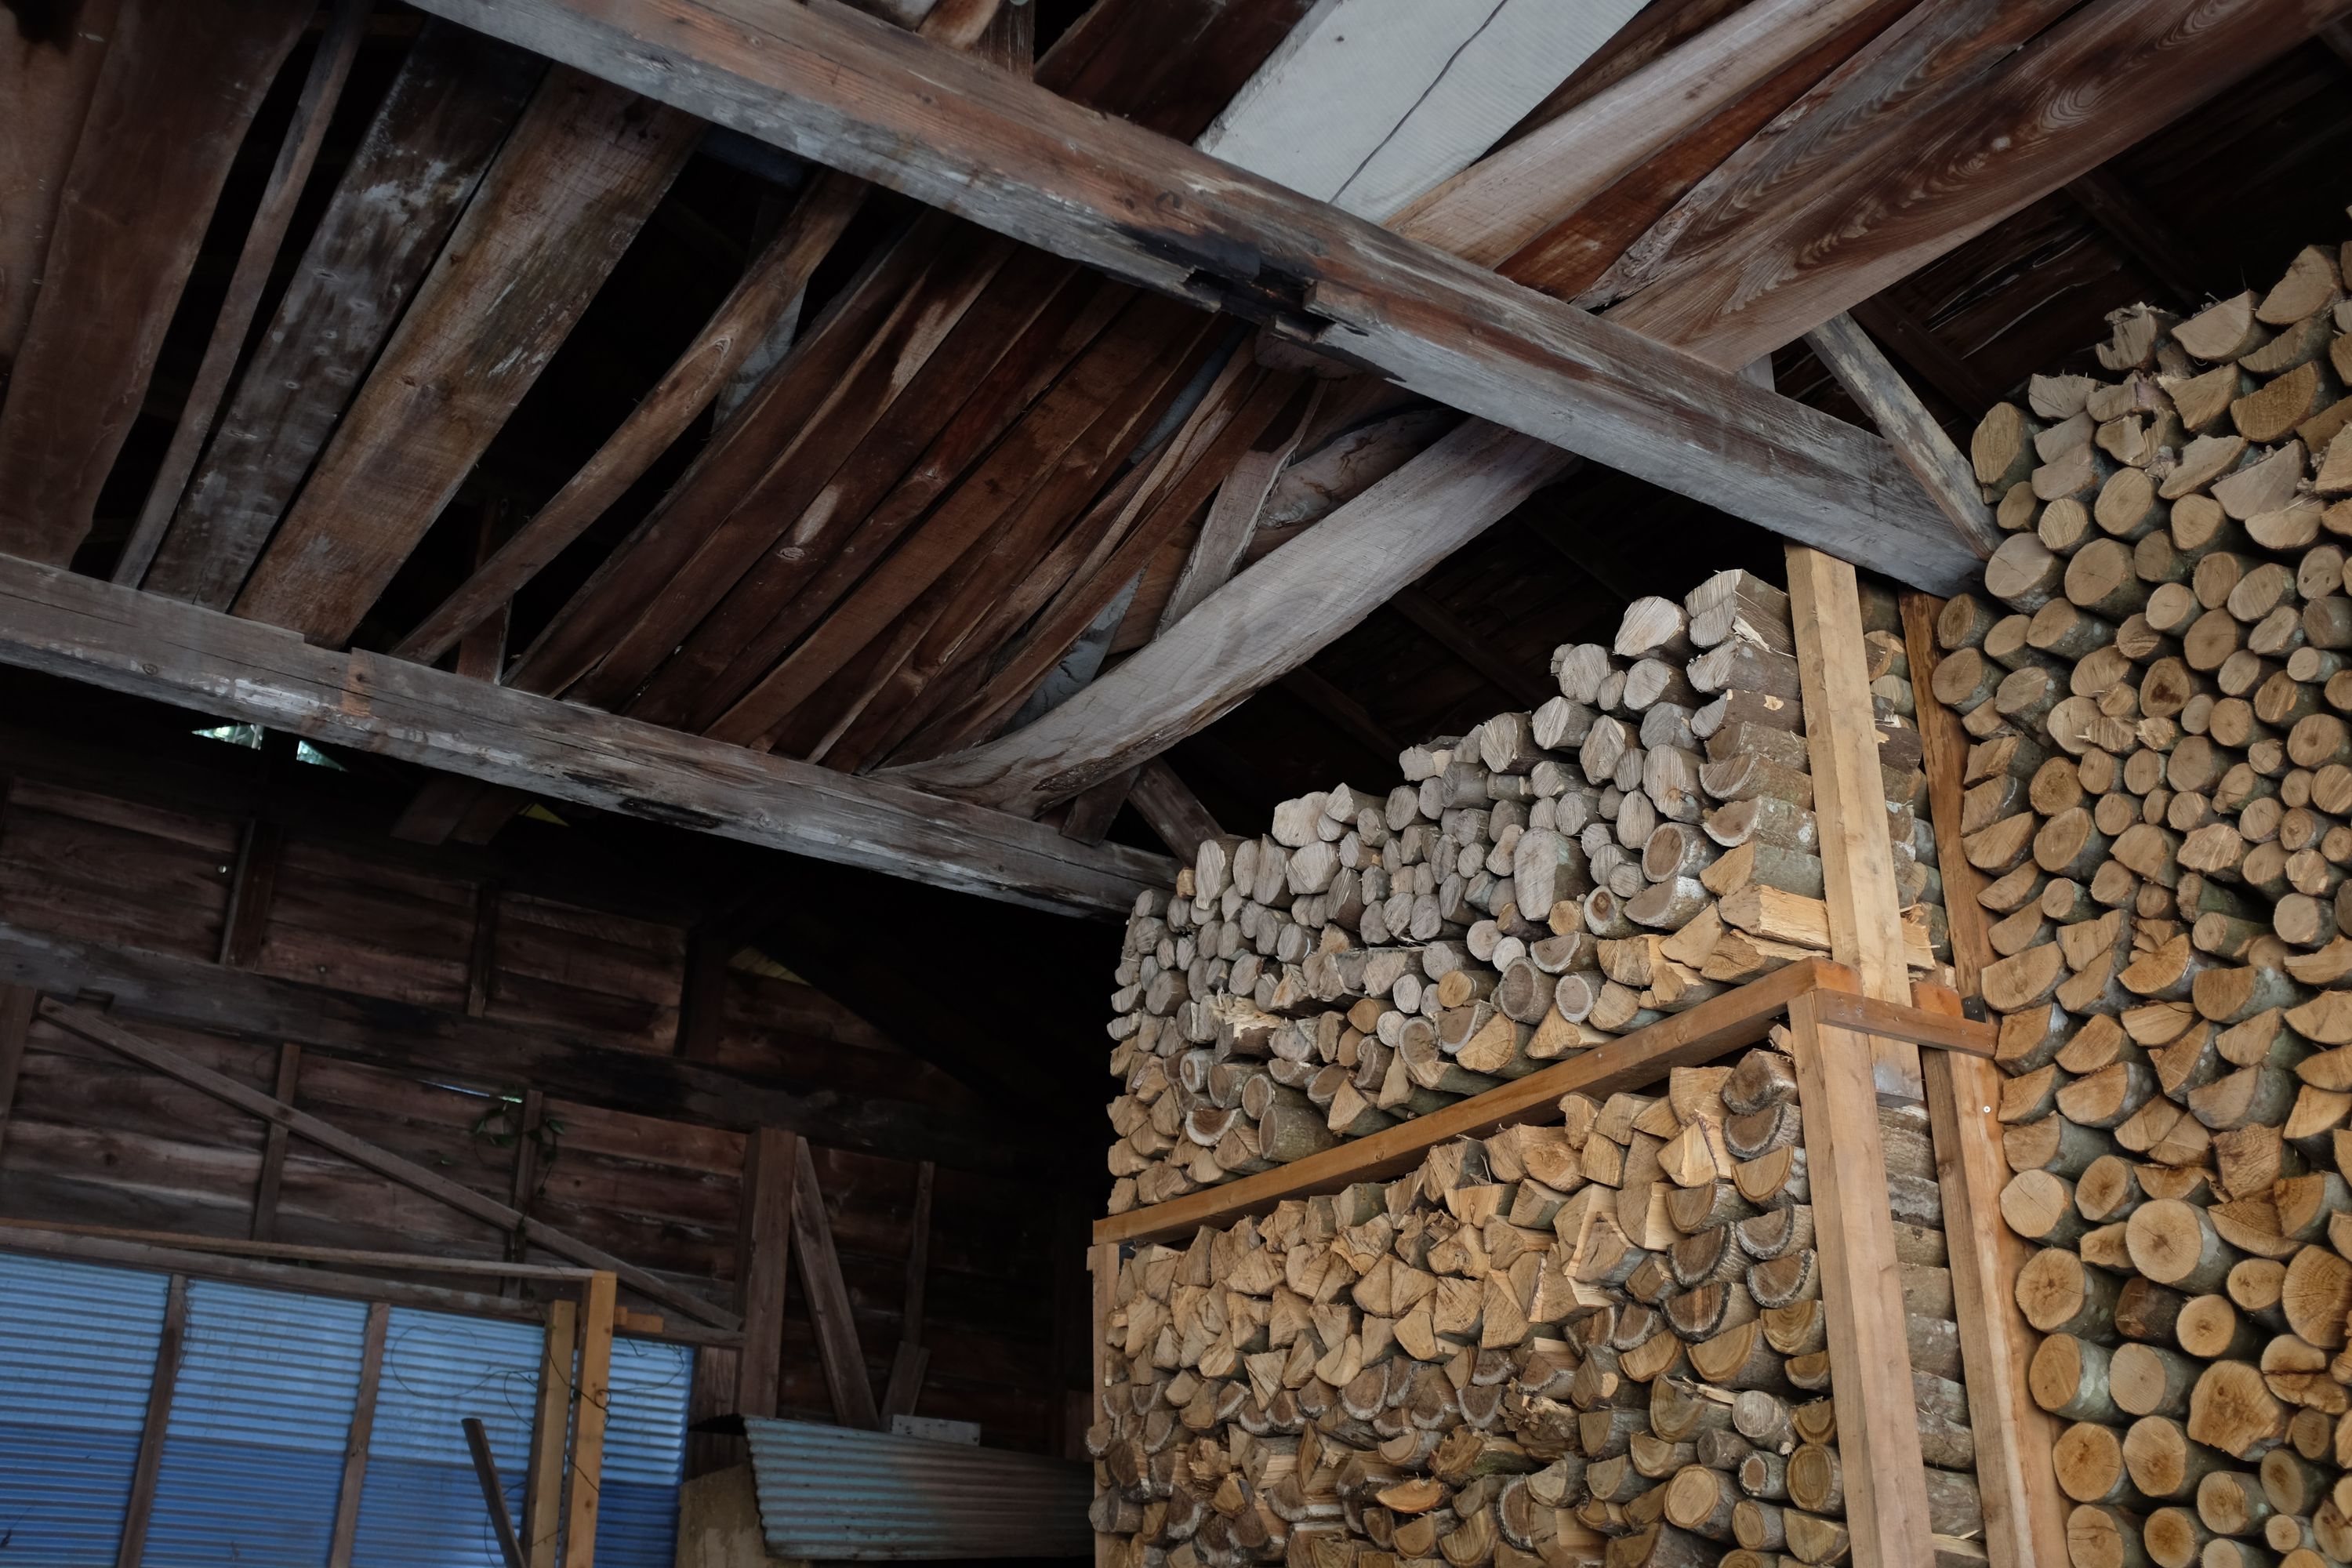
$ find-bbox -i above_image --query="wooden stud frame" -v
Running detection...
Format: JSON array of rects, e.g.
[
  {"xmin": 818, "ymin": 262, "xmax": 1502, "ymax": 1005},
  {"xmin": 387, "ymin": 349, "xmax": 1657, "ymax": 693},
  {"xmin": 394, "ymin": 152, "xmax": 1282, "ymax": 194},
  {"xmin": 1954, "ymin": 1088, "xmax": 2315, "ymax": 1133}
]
[{"xmin": 1087, "ymin": 556, "xmax": 2038, "ymax": 1568}]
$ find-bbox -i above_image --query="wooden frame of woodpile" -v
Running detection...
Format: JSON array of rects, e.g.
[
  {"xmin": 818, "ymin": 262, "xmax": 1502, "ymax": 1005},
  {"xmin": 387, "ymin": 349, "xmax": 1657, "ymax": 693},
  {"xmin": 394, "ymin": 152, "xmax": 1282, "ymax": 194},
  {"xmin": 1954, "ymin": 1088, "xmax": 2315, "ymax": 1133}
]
[{"xmin": 1087, "ymin": 546, "xmax": 2074, "ymax": 1568}]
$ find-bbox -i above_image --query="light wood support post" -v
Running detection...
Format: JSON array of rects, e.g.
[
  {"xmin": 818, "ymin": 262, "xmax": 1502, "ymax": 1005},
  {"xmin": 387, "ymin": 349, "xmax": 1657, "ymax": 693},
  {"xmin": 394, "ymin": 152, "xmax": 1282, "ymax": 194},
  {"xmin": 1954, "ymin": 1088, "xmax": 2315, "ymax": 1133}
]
[
  {"xmin": 524, "ymin": 1297, "xmax": 577, "ymax": 1568},
  {"xmin": 565, "ymin": 1273, "xmax": 616, "ymax": 1568},
  {"xmin": 1900, "ymin": 591, "xmax": 2070, "ymax": 1568},
  {"xmin": 1087, "ymin": 1240, "xmax": 1118, "ymax": 1568}
]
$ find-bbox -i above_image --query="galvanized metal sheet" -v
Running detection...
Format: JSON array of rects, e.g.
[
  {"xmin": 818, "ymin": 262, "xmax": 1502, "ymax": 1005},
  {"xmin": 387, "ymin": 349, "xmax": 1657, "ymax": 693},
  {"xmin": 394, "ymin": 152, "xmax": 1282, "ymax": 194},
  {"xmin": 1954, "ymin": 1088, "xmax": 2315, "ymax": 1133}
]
[{"xmin": 746, "ymin": 1417, "xmax": 1093, "ymax": 1560}]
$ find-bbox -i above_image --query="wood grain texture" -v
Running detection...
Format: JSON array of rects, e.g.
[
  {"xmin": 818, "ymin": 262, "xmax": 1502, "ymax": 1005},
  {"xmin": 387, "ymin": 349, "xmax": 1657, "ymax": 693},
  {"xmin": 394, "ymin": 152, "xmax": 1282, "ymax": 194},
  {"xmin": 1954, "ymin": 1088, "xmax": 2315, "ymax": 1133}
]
[
  {"xmin": 398, "ymin": 0, "xmax": 1976, "ymax": 590},
  {"xmin": 232, "ymin": 68, "xmax": 700, "ymax": 644},
  {"xmin": 1803, "ymin": 310, "xmax": 2000, "ymax": 557},
  {"xmin": 789, "ymin": 1137, "xmax": 883, "ymax": 1428},
  {"xmin": 0, "ymin": 0, "xmax": 310, "ymax": 564},
  {"xmin": 0, "ymin": 0, "xmax": 119, "ymax": 369},
  {"xmin": 1095, "ymin": 957, "xmax": 1832, "ymax": 1246},
  {"xmin": 523, "ymin": 1301, "xmax": 575, "ymax": 1568},
  {"xmin": 1606, "ymin": 0, "xmax": 2352, "ymax": 366},
  {"xmin": 111, "ymin": 0, "xmax": 371, "ymax": 589},
  {"xmin": 114, "ymin": 1272, "xmax": 188, "ymax": 1568},
  {"xmin": 0, "ymin": 555, "xmax": 1165, "ymax": 916},
  {"xmin": 734, "ymin": 1127, "xmax": 797, "ymax": 1420},
  {"xmin": 143, "ymin": 25, "xmax": 543, "ymax": 608},
  {"xmin": 566, "ymin": 1271, "xmax": 617, "ymax": 1568},
  {"xmin": 1786, "ymin": 544, "xmax": 1922, "ymax": 1097},
  {"xmin": 1815, "ymin": 988, "xmax": 1995, "ymax": 1057},
  {"xmin": 886, "ymin": 420, "xmax": 1570, "ymax": 813},
  {"xmin": 42, "ymin": 997, "xmax": 742, "ymax": 1328},
  {"xmin": 325, "ymin": 1302, "xmax": 389, "ymax": 1568}
]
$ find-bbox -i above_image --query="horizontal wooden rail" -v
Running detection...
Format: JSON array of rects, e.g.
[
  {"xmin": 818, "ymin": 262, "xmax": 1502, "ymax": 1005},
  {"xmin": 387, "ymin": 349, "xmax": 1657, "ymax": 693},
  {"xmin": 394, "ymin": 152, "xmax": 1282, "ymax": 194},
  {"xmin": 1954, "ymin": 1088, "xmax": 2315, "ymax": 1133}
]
[
  {"xmin": 1094, "ymin": 961, "xmax": 1994, "ymax": 1248},
  {"xmin": 1095, "ymin": 959, "xmax": 1837, "ymax": 1247}
]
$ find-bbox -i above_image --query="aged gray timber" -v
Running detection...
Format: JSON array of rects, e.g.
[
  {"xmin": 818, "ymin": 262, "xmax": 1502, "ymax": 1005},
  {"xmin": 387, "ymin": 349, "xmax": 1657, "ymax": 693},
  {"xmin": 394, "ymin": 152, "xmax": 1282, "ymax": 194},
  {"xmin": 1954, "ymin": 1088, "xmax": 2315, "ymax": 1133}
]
[
  {"xmin": 397, "ymin": 0, "xmax": 1981, "ymax": 592},
  {"xmin": 0, "ymin": 555, "xmax": 1165, "ymax": 916}
]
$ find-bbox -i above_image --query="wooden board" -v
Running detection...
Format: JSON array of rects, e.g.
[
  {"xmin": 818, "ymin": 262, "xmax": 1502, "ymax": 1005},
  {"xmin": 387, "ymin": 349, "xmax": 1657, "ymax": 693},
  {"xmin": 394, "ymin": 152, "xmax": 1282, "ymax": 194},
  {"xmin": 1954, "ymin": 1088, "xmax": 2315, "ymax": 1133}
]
[
  {"xmin": 0, "ymin": 0, "xmax": 310, "ymax": 564},
  {"xmin": 734, "ymin": 1127, "xmax": 797, "ymax": 1421},
  {"xmin": 141, "ymin": 24, "xmax": 543, "ymax": 608},
  {"xmin": 231, "ymin": 68, "xmax": 700, "ymax": 644},
  {"xmin": 1803, "ymin": 311, "xmax": 1999, "ymax": 558},
  {"xmin": 789, "ymin": 1137, "xmax": 883, "ymax": 1429},
  {"xmin": 0, "ymin": 0, "xmax": 118, "ymax": 367},
  {"xmin": 0, "ymin": 556, "xmax": 1167, "ymax": 916},
  {"xmin": 397, "ymin": 0, "xmax": 1980, "ymax": 591}
]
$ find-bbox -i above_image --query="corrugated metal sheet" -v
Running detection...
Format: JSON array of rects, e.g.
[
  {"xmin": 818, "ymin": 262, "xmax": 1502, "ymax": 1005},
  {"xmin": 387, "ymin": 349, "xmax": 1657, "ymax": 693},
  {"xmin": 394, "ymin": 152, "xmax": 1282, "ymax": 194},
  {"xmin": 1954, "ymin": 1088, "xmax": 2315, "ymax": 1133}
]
[
  {"xmin": 598, "ymin": 1335, "xmax": 694, "ymax": 1568},
  {"xmin": 144, "ymin": 1280, "xmax": 372, "ymax": 1566},
  {"xmin": 0, "ymin": 1253, "xmax": 170, "ymax": 1563},
  {"xmin": 350, "ymin": 1306, "xmax": 543, "ymax": 1568},
  {"xmin": 745, "ymin": 1418, "xmax": 1093, "ymax": 1560}
]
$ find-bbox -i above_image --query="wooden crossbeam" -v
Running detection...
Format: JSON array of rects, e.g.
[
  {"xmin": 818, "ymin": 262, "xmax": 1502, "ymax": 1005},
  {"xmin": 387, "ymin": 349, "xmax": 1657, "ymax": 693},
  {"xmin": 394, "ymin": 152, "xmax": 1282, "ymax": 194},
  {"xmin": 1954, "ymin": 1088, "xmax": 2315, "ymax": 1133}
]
[
  {"xmin": 0, "ymin": 554, "xmax": 1164, "ymax": 916},
  {"xmin": 399, "ymin": 0, "xmax": 1980, "ymax": 592}
]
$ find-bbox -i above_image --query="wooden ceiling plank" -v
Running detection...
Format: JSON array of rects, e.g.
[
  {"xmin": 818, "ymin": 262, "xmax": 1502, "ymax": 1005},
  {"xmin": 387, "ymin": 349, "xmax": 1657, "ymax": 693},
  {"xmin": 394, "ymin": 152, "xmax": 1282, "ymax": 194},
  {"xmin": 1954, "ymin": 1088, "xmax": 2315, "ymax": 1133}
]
[
  {"xmin": 1574, "ymin": 0, "xmax": 2074, "ymax": 312},
  {"xmin": 141, "ymin": 23, "xmax": 544, "ymax": 610},
  {"xmin": 499, "ymin": 223, "xmax": 942, "ymax": 699},
  {"xmin": 883, "ymin": 420, "xmax": 1573, "ymax": 814},
  {"xmin": 397, "ymin": 0, "xmax": 1976, "ymax": 590},
  {"xmin": 0, "ymin": 554, "xmax": 1167, "ymax": 916},
  {"xmin": 230, "ymin": 69, "xmax": 702, "ymax": 644},
  {"xmin": 1385, "ymin": 0, "xmax": 1896, "ymax": 268},
  {"xmin": 1802, "ymin": 311, "xmax": 2000, "ymax": 559},
  {"xmin": 0, "ymin": 0, "xmax": 311, "ymax": 565},
  {"xmin": 0, "ymin": 0, "xmax": 119, "ymax": 370},
  {"xmin": 572, "ymin": 225, "xmax": 1016, "ymax": 713},
  {"xmin": 638, "ymin": 263, "xmax": 1116, "ymax": 735},
  {"xmin": 111, "ymin": 0, "xmax": 372, "ymax": 590},
  {"xmin": 2063, "ymin": 168, "xmax": 2208, "ymax": 307},
  {"xmin": 1605, "ymin": 0, "xmax": 2352, "ymax": 368},
  {"xmin": 390, "ymin": 172, "xmax": 868, "ymax": 666}
]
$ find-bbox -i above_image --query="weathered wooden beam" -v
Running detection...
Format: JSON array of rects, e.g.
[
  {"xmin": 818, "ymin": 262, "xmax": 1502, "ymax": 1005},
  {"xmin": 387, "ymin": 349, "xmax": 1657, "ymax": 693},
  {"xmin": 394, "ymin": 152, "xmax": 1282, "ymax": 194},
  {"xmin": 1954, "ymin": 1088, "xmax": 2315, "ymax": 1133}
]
[
  {"xmin": 115, "ymin": 1274, "xmax": 189, "ymax": 1568},
  {"xmin": 790, "ymin": 1138, "xmax": 883, "ymax": 1429},
  {"xmin": 1802, "ymin": 311, "xmax": 1999, "ymax": 557},
  {"xmin": 1124, "ymin": 762, "xmax": 1224, "ymax": 862},
  {"xmin": 735, "ymin": 1127, "xmax": 797, "ymax": 1421},
  {"xmin": 399, "ymin": 0, "xmax": 1979, "ymax": 590},
  {"xmin": 0, "ymin": 554, "xmax": 1164, "ymax": 916},
  {"xmin": 328, "ymin": 1302, "xmax": 390, "ymax": 1568}
]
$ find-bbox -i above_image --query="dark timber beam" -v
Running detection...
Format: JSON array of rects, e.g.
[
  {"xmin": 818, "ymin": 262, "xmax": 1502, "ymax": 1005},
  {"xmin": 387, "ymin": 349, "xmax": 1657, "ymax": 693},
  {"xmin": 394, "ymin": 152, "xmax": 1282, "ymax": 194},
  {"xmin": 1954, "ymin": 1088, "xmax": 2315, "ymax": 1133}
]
[
  {"xmin": 0, "ymin": 554, "xmax": 1163, "ymax": 917},
  {"xmin": 397, "ymin": 0, "xmax": 1980, "ymax": 591}
]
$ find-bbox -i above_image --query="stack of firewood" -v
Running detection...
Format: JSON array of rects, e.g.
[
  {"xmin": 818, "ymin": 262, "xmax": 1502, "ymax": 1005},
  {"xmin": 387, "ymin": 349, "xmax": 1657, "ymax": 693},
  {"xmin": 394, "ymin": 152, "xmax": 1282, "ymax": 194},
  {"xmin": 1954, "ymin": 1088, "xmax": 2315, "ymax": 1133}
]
[
  {"xmin": 1088, "ymin": 1045, "xmax": 1985, "ymax": 1568},
  {"xmin": 1107, "ymin": 572, "xmax": 1951, "ymax": 1213},
  {"xmin": 1951, "ymin": 236, "xmax": 2352, "ymax": 1566}
]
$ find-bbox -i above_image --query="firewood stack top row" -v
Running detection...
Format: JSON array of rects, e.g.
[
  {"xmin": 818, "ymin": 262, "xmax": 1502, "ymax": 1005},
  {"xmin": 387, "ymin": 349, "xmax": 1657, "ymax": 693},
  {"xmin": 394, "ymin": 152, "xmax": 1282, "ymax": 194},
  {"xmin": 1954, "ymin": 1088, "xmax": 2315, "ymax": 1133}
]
[
  {"xmin": 1954, "ymin": 231, "xmax": 2352, "ymax": 1568},
  {"xmin": 1088, "ymin": 1044, "xmax": 1984, "ymax": 1568},
  {"xmin": 1106, "ymin": 571, "xmax": 1954, "ymax": 1214}
]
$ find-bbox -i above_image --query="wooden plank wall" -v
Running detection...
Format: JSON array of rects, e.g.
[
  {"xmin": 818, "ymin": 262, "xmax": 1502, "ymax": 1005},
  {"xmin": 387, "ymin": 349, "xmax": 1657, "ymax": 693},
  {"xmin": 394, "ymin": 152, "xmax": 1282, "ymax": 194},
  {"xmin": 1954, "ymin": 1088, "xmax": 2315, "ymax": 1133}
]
[{"xmin": 0, "ymin": 746, "xmax": 1073, "ymax": 1451}]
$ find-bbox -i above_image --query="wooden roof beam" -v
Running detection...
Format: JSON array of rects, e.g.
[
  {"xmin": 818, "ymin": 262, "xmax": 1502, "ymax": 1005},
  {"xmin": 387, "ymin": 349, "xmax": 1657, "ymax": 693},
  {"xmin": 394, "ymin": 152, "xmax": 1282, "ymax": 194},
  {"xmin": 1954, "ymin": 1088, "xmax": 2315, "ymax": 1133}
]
[
  {"xmin": 398, "ymin": 0, "xmax": 1981, "ymax": 593},
  {"xmin": 0, "ymin": 554, "xmax": 1165, "ymax": 917}
]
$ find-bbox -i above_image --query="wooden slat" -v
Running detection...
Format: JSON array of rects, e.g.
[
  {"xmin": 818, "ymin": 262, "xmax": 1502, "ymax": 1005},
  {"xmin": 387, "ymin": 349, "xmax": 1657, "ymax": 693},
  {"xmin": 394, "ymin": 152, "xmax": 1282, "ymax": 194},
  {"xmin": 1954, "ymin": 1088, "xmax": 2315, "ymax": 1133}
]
[
  {"xmin": 249, "ymin": 1041, "xmax": 302, "ymax": 1241},
  {"xmin": 524, "ymin": 1298, "xmax": 577, "ymax": 1568},
  {"xmin": 789, "ymin": 1137, "xmax": 884, "ymax": 1429},
  {"xmin": 400, "ymin": 0, "xmax": 1980, "ymax": 592},
  {"xmin": 41, "ymin": 996, "xmax": 743, "ymax": 1330},
  {"xmin": 887, "ymin": 421, "xmax": 1571, "ymax": 815},
  {"xmin": 1095, "ymin": 958, "xmax": 1831, "ymax": 1247},
  {"xmin": 325, "ymin": 1302, "xmax": 390, "ymax": 1568},
  {"xmin": 0, "ymin": 0, "xmax": 310, "ymax": 564},
  {"xmin": 465, "ymin": 1415, "xmax": 529, "ymax": 1568},
  {"xmin": 111, "ymin": 0, "xmax": 370, "ymax": 587},
  {"xmin": 0, "ymin": 0, "xmax": 118, "ymax": 366},
  {"xmin": 1817, "ymin": 989, "xmax": 1995, "ymax": 1057},
  {"xmin": 500, "ymin": 1086, "xmax": 543, "ymax": 1294},
  {"xmin": 734, "ymin": 1127, "xmax": 797, "ymax": 1421},
  {"xmin": 0, "ymin": 555, "xmax": 1167, "ymax": 917},
  {"xmin": 0, "ymin": 1218, "xmax": 597, "ymax": 1279},
  {"xmin": 1606, "ymin": 0, "xmax": 2351, "ymax": 367},
  {"xmin": 566, "ymin": 1272, "xmax": 617, "ymax": 1568},
  {"xmin": 1802, "ymin": 310, "xmax": 2000, "ymax": 557},
  {"xmin": 115, "ymin": 1274, "xmax": 189, "ymax": 1568},
  {"xmin": 1901, "ymin": 590, "xmax": 2069, "ymax": 1568},
  {"xmin": 1087, "ymin": 1239, "xmax": 1119, "ymax": 1568},
  {"xmin": 230, "ymin": 69, "xmax": 700, "ymax": 644},
  {"xmin": 1785, "ymin": 543, "xmax": 1921, "ymax": 1097},
  {"xmin": 142, "ymin": 24, "xmax": 543, "ymax": 608},
  {"xmin": 1784, "ymin": 981, "xmax": 1935, "ymax": 1568}
]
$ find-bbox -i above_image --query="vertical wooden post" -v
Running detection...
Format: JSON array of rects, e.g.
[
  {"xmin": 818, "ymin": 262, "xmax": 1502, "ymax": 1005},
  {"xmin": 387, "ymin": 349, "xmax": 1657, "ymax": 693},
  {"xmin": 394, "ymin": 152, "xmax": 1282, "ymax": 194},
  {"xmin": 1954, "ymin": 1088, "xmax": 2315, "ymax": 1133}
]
[
  {"xmin": 326, "ymin": 1301, "xmax": 390, "ymax": 1568},
  {"xmin": 503, "ymin": 1087, "xmax": 546, "ymax": 1297},
  {"xmin": 566, "ymin": 1274, "xmax": 617, "ymax": 1568},
  {"xmin": 250, "ymin": 1041, "xmax": 301, "ymax": 1240},
  {"xmin": 524, "ymin": 1298, "xmax": 577, "ymax": 1568},
  {"xmin": 1087, "ymin": 1240, "xmax": 1117, "ymax": 1568},
  {"xmin": 0, "ymin": 983, "xmax": 34, "ymax": 1167},
  {"xmin": 115, "ymin": 1274, "xmax": 189, "ymax": 1568},
  {"xmin": 789, "ymin": 1138, "xmax": 882, "ymax": 1429},
  {"xmin": 734, "ymin": 1127, "xmax": 797, "ymax": 1419},
  {"xmin": 1901, "ymin": 591, "xmax": 2071, "ymax": 1568}
]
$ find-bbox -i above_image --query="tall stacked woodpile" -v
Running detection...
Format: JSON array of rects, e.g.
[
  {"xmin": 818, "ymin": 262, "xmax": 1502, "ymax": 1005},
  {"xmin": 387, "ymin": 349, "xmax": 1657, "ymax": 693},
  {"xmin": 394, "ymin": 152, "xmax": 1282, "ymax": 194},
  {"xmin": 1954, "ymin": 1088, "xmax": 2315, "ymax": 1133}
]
[
  {"xmin": 1107, "ymin": 573, "xmax": 1952, "ymax": 1214},
  {"xmin": 1088, "ymin": 1045, "xmax": 1986, "ymax": 1568},
  {"xmin": 1950, "ymin": 234, "xmax": 2352, "ymax": 1568}
]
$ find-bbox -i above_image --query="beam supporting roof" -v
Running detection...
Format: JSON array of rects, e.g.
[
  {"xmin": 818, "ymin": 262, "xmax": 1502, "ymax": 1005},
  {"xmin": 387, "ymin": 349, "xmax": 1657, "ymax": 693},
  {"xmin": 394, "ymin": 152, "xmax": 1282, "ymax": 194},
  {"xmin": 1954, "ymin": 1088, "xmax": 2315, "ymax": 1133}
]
[
  {"xmin": 397, "ymin": 0, "xmax": 1983, "ymax": 591},
  {"xmin": 0, "ymin": 554, "xmax": 1166, "ymax": 917}
]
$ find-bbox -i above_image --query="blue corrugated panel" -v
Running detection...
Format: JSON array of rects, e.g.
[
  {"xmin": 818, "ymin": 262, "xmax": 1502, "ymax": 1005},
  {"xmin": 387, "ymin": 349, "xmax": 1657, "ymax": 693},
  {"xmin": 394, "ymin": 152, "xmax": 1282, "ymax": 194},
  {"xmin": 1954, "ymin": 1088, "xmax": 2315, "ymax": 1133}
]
[
  {"xmin": 595, "ymin": 1336, "xmax": 692, "ymax": 1568},
  {"xmin": 350, "ymin": 1306, "xmax": 543, "ymax": 1568},
  {"xmin": 143, "ymin": 1281, "xmax": 372, "ymax": 1567},
  {"xmin": 0, "ymin": 1254, "xmax": 170, "ymax": 1566}
]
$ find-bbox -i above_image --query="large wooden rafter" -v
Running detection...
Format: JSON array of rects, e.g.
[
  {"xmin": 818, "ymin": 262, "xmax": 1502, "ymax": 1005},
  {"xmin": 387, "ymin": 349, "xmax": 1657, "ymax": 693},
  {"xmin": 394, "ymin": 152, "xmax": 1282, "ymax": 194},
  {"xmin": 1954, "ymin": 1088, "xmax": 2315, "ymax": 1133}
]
[{"xmin": 396, "ymin": 0, "xmax": 1980, "ymax": 592}]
